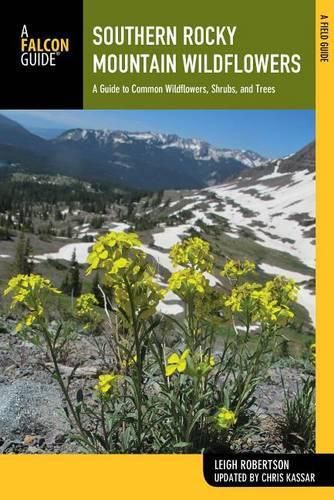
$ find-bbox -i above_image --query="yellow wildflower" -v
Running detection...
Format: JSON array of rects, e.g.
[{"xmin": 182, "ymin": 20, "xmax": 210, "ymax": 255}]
[
  {"xmin": 110, "ymin": 257, "xmax": 130, "ymax": 274},
  {"xmin": 95, "ymin": 373, "xmax": 119, "ymax": 395},
  {"xmin": 4, "ymin": 274, "xmax": 61, "ymax": 331},
  {"xmin": 169, "ymin": 236, "xmax": 213, "ymax": 272},
  {"xmin": 168, "ymin": 268, "xmax": 209, "ymax": 299},
  {"xmin": 76, "ymin": 293, "xmax": 98, "ymax": 317},
  {"xmin": 224, "ymin": 282, "xmax": 261, "ymax": 313},
  {"xmin": 252, "ymin": 277, "xmax": 298, "ymax": 325},
  {"xmin": 165, "ymin": 349, "xmax": 190, "ymax": 377},
  {"xmin": 220, "ymin": 259, "xmax": 256, "ymax": 280},
  {"xmin": 215, "ymin": 407, "xmax": 237, "ymax": 430},
  {"xmin": 224, "ymin": 277, "xmax": 297, "ymax": 327},
  {"xmin": 265, "ymin": 276, "xmax": 299, "ymax": 304},
  {"xmin": 86, "ymin": 231, "xmax": 142, "ymax": 275}
]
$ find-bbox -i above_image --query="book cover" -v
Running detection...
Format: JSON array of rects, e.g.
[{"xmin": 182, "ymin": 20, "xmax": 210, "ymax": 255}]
[{"xmin": 0, "ymin": 0, "xmax": 331, "ymax": 498}]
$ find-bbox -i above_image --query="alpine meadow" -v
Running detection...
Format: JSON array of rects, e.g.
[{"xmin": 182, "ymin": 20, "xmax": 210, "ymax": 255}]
[{"xmin": 0, "ymin": 111, "xmax": 315, "ymax": 454}]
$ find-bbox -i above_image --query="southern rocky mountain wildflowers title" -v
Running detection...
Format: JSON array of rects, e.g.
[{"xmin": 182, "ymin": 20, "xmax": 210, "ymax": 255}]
[{"xmin": 92, "ymin": 25, "xmax": 302, "ymax": 74}]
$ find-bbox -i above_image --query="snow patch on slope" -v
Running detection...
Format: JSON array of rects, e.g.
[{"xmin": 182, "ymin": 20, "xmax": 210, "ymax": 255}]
[
  {"xmin": 208, "ymin": 169, "xmax": 315, "ymax": 268},
  {"xmin": 153, "ymin": 225, "xmax": 190, "ymax": 249},
  {"xmin": 35, "ymin": 243, "xmax": 92, "ymax": 264}
]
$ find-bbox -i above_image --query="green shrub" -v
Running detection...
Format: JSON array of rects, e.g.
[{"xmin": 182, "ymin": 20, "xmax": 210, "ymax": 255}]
[{"xmin": 278, "ymin": 375, "xmax": 315, "ymax": 452}]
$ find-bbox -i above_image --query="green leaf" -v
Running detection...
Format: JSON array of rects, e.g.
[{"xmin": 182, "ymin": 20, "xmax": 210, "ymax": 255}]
[{"xmin": 174, "ymin": 441, "xmax": 191, "ymax": 448}]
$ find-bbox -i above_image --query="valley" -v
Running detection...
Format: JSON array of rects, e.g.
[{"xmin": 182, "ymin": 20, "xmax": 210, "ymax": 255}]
[
  {"xmin": 0, "ymin": 112, "xmax": 315, "ymax": 454},
  {"xmin": 0, "ymin": 133, "xmax": 315, "ymax": 339}
]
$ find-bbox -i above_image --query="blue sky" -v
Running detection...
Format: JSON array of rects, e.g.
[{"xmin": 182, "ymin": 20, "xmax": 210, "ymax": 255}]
[{"xmin": 2, "ymin": 109, "xmax": 314, "ymax": 158}]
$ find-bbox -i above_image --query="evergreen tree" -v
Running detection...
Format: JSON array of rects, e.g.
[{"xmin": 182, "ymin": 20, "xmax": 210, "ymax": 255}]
[
  {"xmin": 61, "ymin": 249, "xmax": 82, "ymax": 297},
  {"xmin": 14, "ymin": 232, "xmax": 25, "ymax": 274},
  {"xmin": 70, "ymin": 249, "xmax": 82, "ymax": 297},
  {"xmin": 61, "ymin": 273, "xmax": 70, "ymax": 294},
  {"xmin": 24, "ymin": 237, "xmax": 34, "ymax": 275},
  {"xmin": 14, "ymin": 232, "xmax": 34, "ymax": 275}
]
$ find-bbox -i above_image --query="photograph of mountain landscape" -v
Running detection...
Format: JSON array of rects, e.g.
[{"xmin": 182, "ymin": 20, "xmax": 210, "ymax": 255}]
[{"xmin": 0, "ymin": 110, "xmax": 315, "ymax": 454}]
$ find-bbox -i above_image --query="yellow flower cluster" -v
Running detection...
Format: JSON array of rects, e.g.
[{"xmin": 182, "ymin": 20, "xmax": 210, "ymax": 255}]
[
  {"xmin": 265, "ymin": 276, "xmax": 299, "ymax": 303},
  {"xmin": 255, "ymin": 276, "xmax": 298, "ymax": 324},
  {"xmin": 86, "ymin": 231, "xmax": 142, "ymax": 277},
  {"xmin": 168, "ymin": 268, "xmax": 208, "ymax": 299},
  {"xmin": 165, "ymin": 349, "xmax": 190, "ymax": 377},
  {"xmin": 4, "ymin": 274, "xmax": 61, "ymax": 331},
  {"xmin": 169, "ymin": 237, "xmax": 213, "ymax": 272},
  {"xmin": 214, "ymin": 407, "xmax": 237, "ymax": 430},
  {"xmin": 220, "ymin": 259, "xmax": 256, "ymax": 279},
  {"xmin": 95, "ymin": 373, "xmax": 120, "ymax": 395},
  {"xmin": 165, "ymin": 349, "xmax": 215, "ymax": 378},
  {"xmin": 86, "ymin": 232, "xmax": 165, "ymax": 321},
  {"xmin": 225, "ymin": 282, "xmax": 261, "ymax": 313},
  {"xmin": 75, "ymin": 293, "xmax": 98, "ymax": 317},
  {"xmin": 253, "ymin": 291, "xmax": 294, "ymax": 324},
  {"xmin": 225, "ymin": 278, "xmax": 298, "ymax": 325}
]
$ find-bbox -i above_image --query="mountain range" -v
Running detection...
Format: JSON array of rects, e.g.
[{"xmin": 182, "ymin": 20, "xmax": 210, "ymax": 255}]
[
  {"xmin": 0, "ymin": 113, "xmax": 269, "ymax": 190},
  {"xmin": 0, "ymin": 112, "xmax": 315, "ymax": 325}
]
